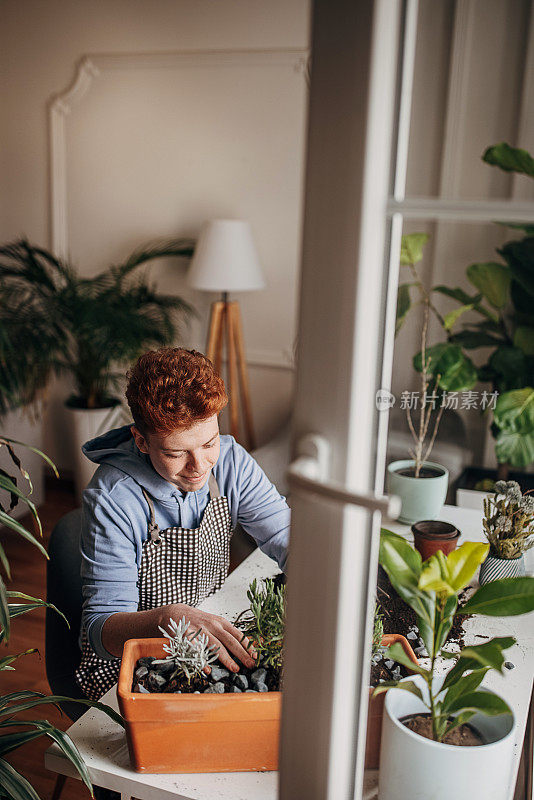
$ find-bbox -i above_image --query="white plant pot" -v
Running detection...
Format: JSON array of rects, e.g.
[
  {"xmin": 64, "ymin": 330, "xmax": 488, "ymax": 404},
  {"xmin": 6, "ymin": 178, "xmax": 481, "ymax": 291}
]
[
  {"xmin": 65, "ymin": 403, "xmax": 122, "ymax": 503},
  {"xmin": 0, "ymin": 405, "xmax": 45, "ymax": 515},
  {"xmin": 379, "ymin": 675, "xmax": 515, "ymax": 800}
]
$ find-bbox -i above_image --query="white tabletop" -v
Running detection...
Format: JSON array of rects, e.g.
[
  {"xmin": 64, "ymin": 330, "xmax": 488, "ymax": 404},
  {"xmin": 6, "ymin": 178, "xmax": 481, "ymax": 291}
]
[{"xmin": 45, "ymin": 506, "xmax": 534, "ymax": 800}]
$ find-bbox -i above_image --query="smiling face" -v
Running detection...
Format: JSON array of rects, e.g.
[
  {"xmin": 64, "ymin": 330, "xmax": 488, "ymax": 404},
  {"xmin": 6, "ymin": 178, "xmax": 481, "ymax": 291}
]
[{"xmin": 132, "ymin": 415, "xmax": 221, "ymax": 492}]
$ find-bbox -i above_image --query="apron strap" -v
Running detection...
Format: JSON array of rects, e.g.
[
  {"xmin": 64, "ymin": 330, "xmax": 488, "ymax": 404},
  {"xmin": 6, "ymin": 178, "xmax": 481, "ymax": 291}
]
[
  {"xmin": 208, "ymin": 472, "xmax": 221, "ymax": 499},
  {"xmin": 141, "ymin": 488, "xmax": 162, "ymax": 542}
]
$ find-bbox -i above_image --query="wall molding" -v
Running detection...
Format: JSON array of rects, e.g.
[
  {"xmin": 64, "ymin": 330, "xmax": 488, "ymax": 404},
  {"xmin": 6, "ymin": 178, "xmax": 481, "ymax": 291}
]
[{"xmin": 48, "ymin": 48, "xmax": 308, "ymax": 260}]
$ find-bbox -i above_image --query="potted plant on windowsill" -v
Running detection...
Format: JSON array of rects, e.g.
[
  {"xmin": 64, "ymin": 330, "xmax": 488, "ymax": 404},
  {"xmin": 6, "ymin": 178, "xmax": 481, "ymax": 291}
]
[
  {"xmin": 479, "ymin": 480, "xmax": 534, "ymax": 583},
  {"xmin": 376, "ymin": 528, "xmax": 534, "ymax": 800},
  {"xmin": 0, "ymin": 238, "xmax": 195, "ymax": 500},
  {"xmin": 388, "ymin": 234, "xmax": 477, "ymax": 523}
]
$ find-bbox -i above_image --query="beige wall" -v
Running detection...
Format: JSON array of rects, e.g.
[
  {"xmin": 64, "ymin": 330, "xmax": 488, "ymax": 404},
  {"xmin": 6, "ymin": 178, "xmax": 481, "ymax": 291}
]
[
  {"xmin": 0, "ymin": 0, "xmax": 310, "ymax": 470},
  {"xmin": 2, "ymin": 0, "xmax": 533, "ymax": 475}
]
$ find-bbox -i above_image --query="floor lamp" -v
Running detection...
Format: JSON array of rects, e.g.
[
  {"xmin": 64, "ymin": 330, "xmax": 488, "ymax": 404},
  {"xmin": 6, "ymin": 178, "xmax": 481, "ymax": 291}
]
[{"xmin": 188, "ymin": 219, "xmax": 265, "ymax": 451}]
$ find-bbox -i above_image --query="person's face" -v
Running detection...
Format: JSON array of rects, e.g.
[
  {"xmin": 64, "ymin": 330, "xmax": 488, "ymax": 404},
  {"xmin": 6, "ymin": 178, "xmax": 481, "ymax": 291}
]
[{"xmin": 132, "ymin": 416, "xmax": 220, "ymax": 492}]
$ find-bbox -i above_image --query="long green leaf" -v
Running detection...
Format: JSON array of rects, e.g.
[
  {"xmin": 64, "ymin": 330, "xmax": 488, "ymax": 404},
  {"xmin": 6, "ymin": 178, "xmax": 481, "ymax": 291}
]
[
  {"xmin": 373, "ymin": 679, "xmax": 428, "ymax": 705},
  {"xmin": 0, "ymin": 511, "xmax": 48, "ymax": 559},
  {"xmin": 0, "ymin": 729, "xmax": 45, "ymax": 756},
  {"xmin": 0, "ymin": 575, "xmax": 8, "ymax": 644},
  {"xmin": 0, "ymin": 649, "xmax": 37, "ymax": 672},
  {"xmin": 461, "ymin": 577, "xmax": 534, "ymax": 616},
  {"xmin": 0, "ymin": 695, "xmax": 124, "ymax": 727},
  {"xmin": 0, "ymin": 437, "xmax": 58, "ymax": 477},
  {"xmin": 384, "ymin": 642, "xmax": 428, "ymax": 676},
  {"xmin": 441, "ymin": 637, "xmax": 516, "ymax": 690},
  {"xmin": 441, "ymin": 668, "xmax": 489, "ymax": 713},
  {"xmin": 0, "ymin": 540, "xmax": 11, "ymax": 579},
  {"xmin": 0, "ymin": 758, "xmax": 41, "ymax": 800},
  {"xmin": 0, "ymin": 474, "xmax": 41, "ymax": 536}
]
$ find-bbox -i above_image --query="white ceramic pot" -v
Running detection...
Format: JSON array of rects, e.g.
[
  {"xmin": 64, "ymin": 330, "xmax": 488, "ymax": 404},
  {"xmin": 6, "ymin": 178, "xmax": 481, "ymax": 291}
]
[
  {"xmin": 378, "ymin": 675, "xmax": 515, "ymax": 800},
  {"xmin": 387, "ymin": 459, "xmax": 448, "ymax": 524},
  {"xmin": 65, "ymin": 402, "xmax": 122, "ymax": 503}
]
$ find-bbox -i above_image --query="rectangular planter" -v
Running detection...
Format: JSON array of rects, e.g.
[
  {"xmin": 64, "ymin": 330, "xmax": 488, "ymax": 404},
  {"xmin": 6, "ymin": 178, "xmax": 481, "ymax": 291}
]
[{"xmin": 117, "ymin": 638, "xmax": 281, "ymax": 773}]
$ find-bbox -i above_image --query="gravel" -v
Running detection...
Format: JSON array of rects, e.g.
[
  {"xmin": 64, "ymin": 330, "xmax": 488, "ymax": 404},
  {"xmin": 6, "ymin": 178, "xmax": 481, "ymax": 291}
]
[
  {"xmin": 251, "ymin": 668, "xmax": 267, "ymax": 685},
  {"xmin": 233, "ymin": 673, "xmax": 249, "ymax": 691}
]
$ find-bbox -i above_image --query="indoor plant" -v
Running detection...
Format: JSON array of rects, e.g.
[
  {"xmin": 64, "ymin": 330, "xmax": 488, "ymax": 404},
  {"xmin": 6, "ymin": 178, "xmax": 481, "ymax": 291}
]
[
  {"xmin": 0, "ymin": 435, "xmax": 123, "ymax": 798},
  {"xmin": 417, "ymin": 144, "xmax": 534, "ymax": 499},
  {"xmin": 376, "ymin": 528, "xmax": 534, "ymax": 800},
  {"xmin": 389, "ymin": 233, "xmax": 477, "ymax": 523},
  {"xmin": 479, "ymin": 479, "xmax": 534, "ymax": 583},
  {"xmin": 0, "ymin": 238, "xmax": 195, "ymax": 499},
  {"xmin": 118, "ymin": 576, "xmax": 284, "ymax": 772}
]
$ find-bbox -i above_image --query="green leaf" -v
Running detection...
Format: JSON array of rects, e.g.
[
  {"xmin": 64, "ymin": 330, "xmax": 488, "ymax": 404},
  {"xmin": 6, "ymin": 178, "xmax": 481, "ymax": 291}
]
[
  {"xmin": 446, "ymin": 689, "xmax": 511, "ymax": 716},
  {"xmin": 373, "ymin": 679, "xmax": 427, "ymax": 705},
  {"xmin": 0, "ymin": 474, "xmax": 41, "ymax": 536},
  {"xmin": 400, "ymin": 233, "xmax": 429, "ymax": 265},
  {"xmin": 448, "ymin": 330, "xmax": 504, "ymax": 349},
  {"xmin": 441, "ymin": 638, "xmax": 516, "ymax": 692},
  {"xmin": 499, "ymin": 238, "xmax": 534, "ymax": 298},
  {"xmin": 482, "ymin": 142, "xmax": 534, "ymax": 178},
  {"xmin": 0, "ymin": 694, "xmax": 124, "ymax": 728},
  {"xmin": 0, "ymin": 649, "xmax": 37, "ymax": 671},
  {"xmin": 501, "ymin": 222, "xmax": 534, "ymax": 235},
  {"xmin": 0, "ymin": 511, "xmax": 48, "ymax": 560},
  {"xmin": 466, "ymin": 263, "xmax": 511, "ymax": 309},
  {"xmin": 514, "ymin": 326, "xmax": 534, "ymax": 356},
  {"xmin": 396, "ymin": 284, "xmax": 412, "ymax": 334},
  {"xmin": 495, "ymin": 428, "xmax": 534, "ymax": 468},
  {"xmin": 0, "ymin": 729, "xmax": 45, "ymax": 756},
  {"xmin": 433, "ymin": 286, "xmax": 480, "ymax": 305},
  {"xmin": 413, "ymin": 343, "xmax": 478, "ymax": 392},
  {"xmin": 419, "ymin": 550, "xmax": 454, "ymax": 595},
  {"xmin": 443, "ymin": 303, "xmax": 475, "ymax": 331},
  {"xmin": 446, "ymin": 542, "xmax": 490, "ymax": 592},
  {"xmin": 0, "ymin": 437, "xmax": 59, "ymax": 477},
  {"xmin": 487, "ymin": 347, "xmax": 530, "ymax": 391},
  {"xmin": 461, "ymin": 577, "xmax": 534, "ymax": 616},
  {"xmin": 384, "ymin": 643, "xmax": 428, "ymax": 676},
  {"xmin": 0, "ymin": 758, "xmax": 41, "ymax": 800},
  {"xmin": 0, "ymin": 540, "xmax": 11, "ymax": 579},
  {"xmin": 441, "ymin": 667, "xmax": 489, "ymax": 713},
  {"xmin": 0, "ymin": 574, "xmax": 8, "ymax": 644}
]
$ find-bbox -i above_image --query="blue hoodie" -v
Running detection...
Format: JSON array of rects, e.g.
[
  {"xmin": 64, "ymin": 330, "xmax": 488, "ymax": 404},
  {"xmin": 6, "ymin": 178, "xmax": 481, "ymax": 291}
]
[{"xmin": 80, "ymin": 426, "xmax": 290, "ymax": 660}]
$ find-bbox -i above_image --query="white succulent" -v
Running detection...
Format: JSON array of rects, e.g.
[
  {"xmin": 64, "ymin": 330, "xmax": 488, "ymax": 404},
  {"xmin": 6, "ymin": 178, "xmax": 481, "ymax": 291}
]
[{"xmin": 158, "ymin": 616, "xmax": 219, "ymax": 683}]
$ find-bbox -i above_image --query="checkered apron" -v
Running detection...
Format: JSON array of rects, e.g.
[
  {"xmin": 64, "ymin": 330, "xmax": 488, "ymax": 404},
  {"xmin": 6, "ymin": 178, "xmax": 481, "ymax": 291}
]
[{"xmin": 75, "ymin": 474, "xmax": 232, "ymax": 700}]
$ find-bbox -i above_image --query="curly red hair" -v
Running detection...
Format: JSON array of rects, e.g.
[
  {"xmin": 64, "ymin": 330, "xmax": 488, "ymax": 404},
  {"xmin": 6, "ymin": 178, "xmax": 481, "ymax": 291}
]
[{"xmin": 125, "ymin": 348, "xmax": 228, "ymax": 435}]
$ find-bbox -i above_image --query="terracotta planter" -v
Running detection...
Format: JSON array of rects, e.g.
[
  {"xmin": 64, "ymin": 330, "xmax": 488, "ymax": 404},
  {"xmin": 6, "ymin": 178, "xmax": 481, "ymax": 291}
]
[
  {"xmin": 411, "ymin": 520, "xmax": 461, "ymax": 561},
  {"xmin": 117, "ymin": 638, "xmax": 281, "ymax": 773},
  {"xmin": 365, "ymin": 633, "xmax": 418, "ymax": 769}
]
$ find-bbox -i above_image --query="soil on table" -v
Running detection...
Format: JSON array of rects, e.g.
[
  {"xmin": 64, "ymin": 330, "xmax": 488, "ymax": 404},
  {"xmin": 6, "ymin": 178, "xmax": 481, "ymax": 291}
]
[
  {"xmin": 401, "ymin": 713, "xmax": 485, "ymax": 746},
  {"xmin": 377, "ymin": 565, "xmax": 470, "ymax": 648}
]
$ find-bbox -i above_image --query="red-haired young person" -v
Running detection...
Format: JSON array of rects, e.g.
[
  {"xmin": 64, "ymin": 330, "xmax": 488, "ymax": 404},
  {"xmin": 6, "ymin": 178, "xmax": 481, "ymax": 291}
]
[{"xmin": 75, "ymin": 348, "xmax": 289, "ymax": 701}]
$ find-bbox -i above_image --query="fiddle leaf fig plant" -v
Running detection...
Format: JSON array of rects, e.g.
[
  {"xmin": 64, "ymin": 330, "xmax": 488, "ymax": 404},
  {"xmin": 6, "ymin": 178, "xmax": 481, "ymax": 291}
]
[{"xmin": 376, "ymin": 529, "xmax": 534, "ymax": 742}]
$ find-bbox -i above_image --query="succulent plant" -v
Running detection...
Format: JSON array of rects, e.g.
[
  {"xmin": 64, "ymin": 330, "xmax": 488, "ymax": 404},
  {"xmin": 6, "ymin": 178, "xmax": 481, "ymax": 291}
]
[
  {"xmin": 483, "ymin": 481, "xmax": 534, "ymax": 559},
  {"xmin": 159, "ymin": 616, "xmax": 219, "ymax": 684},
  {"xmin": 236, "ymin": 577, "xmax": 285, "ymax": 673}
]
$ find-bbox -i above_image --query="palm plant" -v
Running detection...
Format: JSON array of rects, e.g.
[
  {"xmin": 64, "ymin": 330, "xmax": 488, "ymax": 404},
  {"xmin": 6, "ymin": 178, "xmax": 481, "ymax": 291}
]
[
  {"xmin": 0, "ymin": 435, "xmax": 123, "ymax": 798},
  {"xmin": 0, "ymin": 238, "xmax": 195, "ymax": 410}
]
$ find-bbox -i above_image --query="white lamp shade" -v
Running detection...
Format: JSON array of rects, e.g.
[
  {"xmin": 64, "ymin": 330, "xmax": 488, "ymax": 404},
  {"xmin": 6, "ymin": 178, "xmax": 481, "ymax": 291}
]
[{"xmin": 187, "ymin": 219, "xmax": 265, "ymax": 292}]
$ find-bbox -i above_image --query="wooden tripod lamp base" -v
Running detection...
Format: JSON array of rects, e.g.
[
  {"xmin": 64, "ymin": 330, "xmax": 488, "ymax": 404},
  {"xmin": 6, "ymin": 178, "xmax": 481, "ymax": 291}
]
[{"xmin": 206, "ymin": 299, "xmax": 256, "ymax": 451}]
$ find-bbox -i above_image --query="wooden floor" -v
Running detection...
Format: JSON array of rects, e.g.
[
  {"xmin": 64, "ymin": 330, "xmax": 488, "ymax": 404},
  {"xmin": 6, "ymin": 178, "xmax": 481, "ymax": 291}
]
[{"xmin": 2, "ymin": 477, "xmax": 255, "ymax": 800}]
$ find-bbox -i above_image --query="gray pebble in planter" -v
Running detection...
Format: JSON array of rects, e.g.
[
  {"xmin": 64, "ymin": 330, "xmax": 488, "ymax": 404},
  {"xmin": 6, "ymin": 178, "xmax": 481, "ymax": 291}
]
[
  {"xmin": 210, "ymin": 665, "xmax": 230, "ymax": 682},
  {"xmin": 231, "ymin": 686, "xmax": 243, "ymax": 693},
  {"xmin": 151, "ymin": 659, "xmax": 176, "ymax": 674},
  {"xmin": 245, "ymin": 689, "xmax": 258, "ymax": 693},
  {"xmin": 256, "ymin": 682, "xmax": 269, "ymax": 692},
  {"xmin": 251, "ymin": 668, "xmax": 267, "ymax": 685},
  {"xmin": 135, "ymin": 665, "xmax": 148, "ymax": 680},
  {"xmin": 148, "ymin": 672, "xmax": 167, "ymax": 689},
  {"xmin": 204, "ymin": 682, "xmax": 225, "ymax": 693},
  {"xmin": 233, "ymin": 673, "xmax": 249, "ymax": 691}
]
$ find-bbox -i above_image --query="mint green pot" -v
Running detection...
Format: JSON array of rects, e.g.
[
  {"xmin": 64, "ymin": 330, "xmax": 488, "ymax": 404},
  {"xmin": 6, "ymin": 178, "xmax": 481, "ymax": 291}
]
[{"xmin": 387, "ymin": 460, "xmax": 449, "ymax": 525}]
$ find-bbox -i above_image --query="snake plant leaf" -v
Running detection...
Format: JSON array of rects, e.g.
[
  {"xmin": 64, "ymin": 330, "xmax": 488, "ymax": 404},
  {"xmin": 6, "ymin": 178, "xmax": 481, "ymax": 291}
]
[
  {"xmin": 466, "ymin": 262, "xmax": 511, "ymax": 309},
  {"xmin": 482, "ymin": 142, "xmax": 534, "ymax": 178},
  {"xmin": 0, "ymin": 649, "xmax": 37, "ymax": 671},
  {"xmin": 0, "ymin": 574, "xmax": 8, "ymax": 643},
  {"xmin": 514, "ymin": 326, "xmax": 534, "ymax": 356},
  {"xmin": 0, "ymin": 437, "xmax": 58, "ymax": 477},
  {"xmin": 0, "ymin": 758, "xmax": 41, "ymax": 800},
  {"xmin": 0, "ymin": 730, "xmax": 45, "ymax": 757},
  {"xmin": 400, "ymin": 233, "xmax": 429, "ymax": 265},
  {"xmin": 0, "ymin": 694, "xmax": 125, "ymax": 727},
  {"xmin": 446, "ymin": 689, "xmax": 512, "ymax": 717},
  {"xmin": 461, "ymin": 577, "xmax": 534, "ymax": 616}
]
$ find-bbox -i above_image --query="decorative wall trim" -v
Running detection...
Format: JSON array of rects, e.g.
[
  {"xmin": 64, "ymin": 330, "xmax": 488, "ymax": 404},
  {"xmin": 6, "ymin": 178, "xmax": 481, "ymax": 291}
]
[{"xmin": 48, "ymin": 48, "xmax": 308, "ymax": 260}]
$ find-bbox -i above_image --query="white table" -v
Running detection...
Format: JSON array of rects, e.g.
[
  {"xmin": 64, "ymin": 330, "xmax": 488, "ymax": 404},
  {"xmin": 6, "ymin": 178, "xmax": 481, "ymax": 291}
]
[{"xmin": 45, "ymin": 506, "xmax": 534, "ymax": 799}]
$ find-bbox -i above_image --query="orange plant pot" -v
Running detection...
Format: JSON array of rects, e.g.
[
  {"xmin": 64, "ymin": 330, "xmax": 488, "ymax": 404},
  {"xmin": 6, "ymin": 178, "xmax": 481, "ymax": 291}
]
[
  {"xmin": 117, "ymin": 638, "xmax": 281, "ymax": 773},
  {"xmin": 364, "ymin": 633, "xmax": 418, "ymax": 770}
]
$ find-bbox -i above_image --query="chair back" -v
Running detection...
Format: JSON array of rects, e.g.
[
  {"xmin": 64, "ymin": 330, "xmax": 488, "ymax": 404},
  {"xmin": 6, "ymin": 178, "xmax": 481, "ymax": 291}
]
[{"xmin": 45, "ymin": 508, "xmax": 87, "ymax": 721}]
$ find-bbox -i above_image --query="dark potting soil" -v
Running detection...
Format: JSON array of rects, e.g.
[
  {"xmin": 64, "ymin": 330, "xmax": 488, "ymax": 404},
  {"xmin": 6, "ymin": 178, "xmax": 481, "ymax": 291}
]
[
  {"xmin": 376, "ymin": 566, "xmax": 470, "ymax": 652},
  {"xmin": 401, "ymin": 713, "xmax": 485, "ymax": 746},
  {"xmin": 395, "ymin": 466, "xmax": 445, "ymax": 479}
]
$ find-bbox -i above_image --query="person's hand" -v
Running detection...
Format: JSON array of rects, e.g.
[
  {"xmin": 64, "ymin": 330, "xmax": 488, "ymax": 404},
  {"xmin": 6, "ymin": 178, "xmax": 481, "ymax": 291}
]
[{"xmin": 166, "ymin": 604, "xmax": 256, "ymax": 672}]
